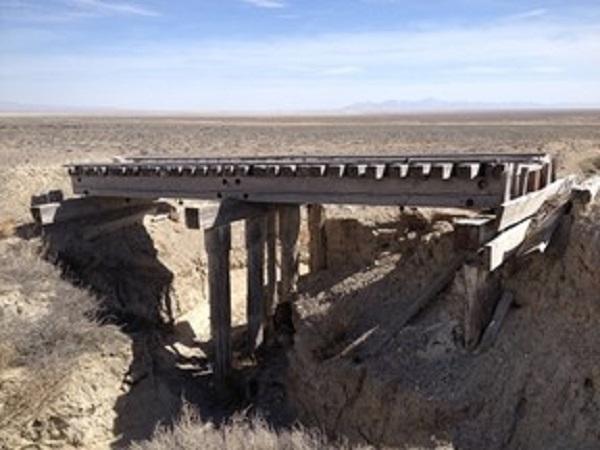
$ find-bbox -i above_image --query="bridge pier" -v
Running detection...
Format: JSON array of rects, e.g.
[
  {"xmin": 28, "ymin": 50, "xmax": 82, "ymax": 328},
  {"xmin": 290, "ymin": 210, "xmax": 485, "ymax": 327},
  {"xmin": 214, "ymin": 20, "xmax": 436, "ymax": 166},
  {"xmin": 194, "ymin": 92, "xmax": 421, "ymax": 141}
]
[
  {"xmin": 245, "ymin": 214, "xmax": 267, "ymax": 353},
  {"xmin": 279, "ymin": 205, "xmax": 301, "ymax": 305},
  {"xmin": 204, "ymin": 224, "xmax": 232, "ymax": 381},
  {"xmin": 308, "ymin": 204, "xmax": 327, "ymax": 272},
  {"xmin": 264, "ymin": 210, "xmax": 278, "ymax": 338}
]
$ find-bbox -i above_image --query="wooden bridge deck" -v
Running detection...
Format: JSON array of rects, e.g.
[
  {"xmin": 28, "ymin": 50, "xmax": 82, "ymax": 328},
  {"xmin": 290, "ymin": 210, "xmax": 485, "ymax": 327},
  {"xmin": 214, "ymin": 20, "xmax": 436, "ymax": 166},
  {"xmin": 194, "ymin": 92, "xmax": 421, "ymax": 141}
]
[{"xmin": 67, "ymin": 153, "xmax": 554, "ymax": 209}]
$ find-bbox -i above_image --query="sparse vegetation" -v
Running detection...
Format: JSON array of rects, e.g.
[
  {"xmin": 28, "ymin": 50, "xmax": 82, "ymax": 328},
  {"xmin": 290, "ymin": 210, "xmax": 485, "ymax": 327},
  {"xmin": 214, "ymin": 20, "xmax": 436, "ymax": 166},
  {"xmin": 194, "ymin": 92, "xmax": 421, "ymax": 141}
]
[
  {"xmin": 131, "ymin": 406, "xmax": 358, "ymax": 450},
  {"xmin": 0, "ymin": 238, "xmax": 110, "ymax": 441},
  {"xmin": 0, "ymin": 113, "xmax": 599, "ymax": 448}
]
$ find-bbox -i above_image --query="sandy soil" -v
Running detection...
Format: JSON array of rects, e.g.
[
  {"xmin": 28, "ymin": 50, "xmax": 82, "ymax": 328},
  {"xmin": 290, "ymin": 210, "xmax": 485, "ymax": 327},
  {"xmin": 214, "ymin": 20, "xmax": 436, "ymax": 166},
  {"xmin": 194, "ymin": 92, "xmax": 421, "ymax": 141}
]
[
  {"xmin": 1, "ymin": 112, "xmax": 600, "ymax": 222},
  {"xmin": 0, "ymin": 113, "xmax": 599, "ymax": 449}
]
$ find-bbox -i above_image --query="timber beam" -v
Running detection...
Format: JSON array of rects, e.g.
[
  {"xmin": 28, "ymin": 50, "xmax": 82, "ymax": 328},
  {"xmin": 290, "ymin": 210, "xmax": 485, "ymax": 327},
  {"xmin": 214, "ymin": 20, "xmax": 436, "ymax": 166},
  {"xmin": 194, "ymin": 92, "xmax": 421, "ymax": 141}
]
[{"xmin": 67, "ymin": 153, "xmax": 554, "ymax": 209}]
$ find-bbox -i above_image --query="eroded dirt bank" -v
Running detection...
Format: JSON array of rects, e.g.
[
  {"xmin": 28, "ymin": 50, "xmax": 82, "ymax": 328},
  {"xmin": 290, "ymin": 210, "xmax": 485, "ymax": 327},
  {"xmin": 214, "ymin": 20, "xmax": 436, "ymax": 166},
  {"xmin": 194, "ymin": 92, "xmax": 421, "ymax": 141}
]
[{"xmin": 287, "ymin": 203, "xmax": 600, "ymax": 449}]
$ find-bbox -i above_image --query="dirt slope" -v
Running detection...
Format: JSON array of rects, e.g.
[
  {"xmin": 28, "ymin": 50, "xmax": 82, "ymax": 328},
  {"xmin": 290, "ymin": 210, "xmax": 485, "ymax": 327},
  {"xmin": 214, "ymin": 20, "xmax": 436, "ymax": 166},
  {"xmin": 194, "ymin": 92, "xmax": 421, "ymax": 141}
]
[{"xmin": 288, "ymin": 203, "xmax": 600, "ymax": 449}]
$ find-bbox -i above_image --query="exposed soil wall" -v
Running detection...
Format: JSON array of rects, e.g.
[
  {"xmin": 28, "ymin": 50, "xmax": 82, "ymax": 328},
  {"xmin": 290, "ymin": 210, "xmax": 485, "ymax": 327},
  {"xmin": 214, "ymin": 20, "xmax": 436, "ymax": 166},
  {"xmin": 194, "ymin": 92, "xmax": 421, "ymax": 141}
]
[{"xmin": 287, "ymin": 203, "xmax": 600, "ymax": 449}]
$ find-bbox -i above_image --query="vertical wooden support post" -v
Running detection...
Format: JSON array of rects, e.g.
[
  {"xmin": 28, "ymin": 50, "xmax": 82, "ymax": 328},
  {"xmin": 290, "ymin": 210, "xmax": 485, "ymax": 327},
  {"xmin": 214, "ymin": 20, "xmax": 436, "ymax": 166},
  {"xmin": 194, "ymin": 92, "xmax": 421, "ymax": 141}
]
[
  {"xmin": 278, "ymin": 205, "xmax": 301, "ymax": 304},
  {"xmin": 204, "ymin": 225, "xmax": 232, "ymax": 381},
  {"xmin": 308, "ymin": 204, "xmax": 327, "ymax": 273},
  {"xmin": 462, "ymin": 262, "xmax": 501, "ymax": 350},
  {"xmin": 245, "ymin": 214, "xmax": 267, "ymax": 352},
  {"xmin": 264, "ymin": 210, "xmax": 278, "ymax": 333}
]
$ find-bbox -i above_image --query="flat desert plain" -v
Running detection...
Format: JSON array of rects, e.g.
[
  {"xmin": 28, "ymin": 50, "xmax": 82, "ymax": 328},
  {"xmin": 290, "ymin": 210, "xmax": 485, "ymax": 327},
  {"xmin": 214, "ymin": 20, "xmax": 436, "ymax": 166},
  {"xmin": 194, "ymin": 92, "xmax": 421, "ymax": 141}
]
[
  {"xmin": 1, "ymin": 111, "xmax": 599, "ymax": 222},
  {"xmin": 1, "ymin": 111, "xmax": 600, "ymax": 449}
]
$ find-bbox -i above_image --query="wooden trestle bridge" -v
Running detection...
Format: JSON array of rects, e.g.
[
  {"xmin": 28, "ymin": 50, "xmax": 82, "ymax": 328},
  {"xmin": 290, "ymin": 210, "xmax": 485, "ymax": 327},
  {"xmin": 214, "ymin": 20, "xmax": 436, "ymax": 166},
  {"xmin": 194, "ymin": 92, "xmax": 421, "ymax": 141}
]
[{"xmin": 30, "ymin": 153, "xmax": 598, "ymax": 380}]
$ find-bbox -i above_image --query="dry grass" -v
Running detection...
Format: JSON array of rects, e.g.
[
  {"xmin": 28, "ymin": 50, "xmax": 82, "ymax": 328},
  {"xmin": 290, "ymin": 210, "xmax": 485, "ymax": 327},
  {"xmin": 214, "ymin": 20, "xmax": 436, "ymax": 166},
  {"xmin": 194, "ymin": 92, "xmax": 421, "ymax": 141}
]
[
  {"xmin": 130, "ymin": 405, "xmax": 363, "ymax": 450},
  {"xmin": 0, "ymin": 238, "xmax": 108, "ymax": 433}
]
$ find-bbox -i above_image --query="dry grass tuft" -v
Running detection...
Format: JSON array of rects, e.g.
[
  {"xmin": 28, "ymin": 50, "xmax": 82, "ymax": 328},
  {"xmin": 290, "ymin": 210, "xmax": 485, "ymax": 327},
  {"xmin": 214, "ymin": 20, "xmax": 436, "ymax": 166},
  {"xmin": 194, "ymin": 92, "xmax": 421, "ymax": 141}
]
[
  {"xmin": 0, "ymin": 238, "xmax": 108, "ymax": 434},
  {"xmin": 131, "ymin": 405, "xmax": 363, "ymax": 450}
]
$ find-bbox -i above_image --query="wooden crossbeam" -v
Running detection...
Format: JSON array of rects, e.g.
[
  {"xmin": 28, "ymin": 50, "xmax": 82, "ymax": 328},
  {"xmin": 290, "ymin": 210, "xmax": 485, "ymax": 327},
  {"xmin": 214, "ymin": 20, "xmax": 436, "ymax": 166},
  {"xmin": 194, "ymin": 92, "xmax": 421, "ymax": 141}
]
[
  {"xmin": 30, "ymin": 196, "xmax": 155, "ymax": 226},
  {"xmin": 184, "ymin": 199, "xmax": 272, "ymax": 230}
]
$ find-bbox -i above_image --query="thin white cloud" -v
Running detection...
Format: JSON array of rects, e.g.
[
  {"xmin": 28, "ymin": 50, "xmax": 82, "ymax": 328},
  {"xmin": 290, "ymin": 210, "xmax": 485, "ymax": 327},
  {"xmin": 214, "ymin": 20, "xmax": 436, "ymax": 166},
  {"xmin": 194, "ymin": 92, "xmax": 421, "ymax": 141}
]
[
  {"xmin": 320, "ymin": 66, "xmax": 363, "ymax": 76},
  {"xmin": 0, "ymin": 0, "xmax": 160, "ymax": 21},
  {"xmin": 242, "ymin": 0, "xmax": 285, "ymax": 9},
  {"xmin": 2, "ymin": 16, "xmax": 600, "ymax": 109},
  {"xmin": 505, "ymin": 8, "xmax": 548, "ymax": 21},
  {"xmin": 69, "ymin": 0, "xmax": 160, "ymax": 17}
]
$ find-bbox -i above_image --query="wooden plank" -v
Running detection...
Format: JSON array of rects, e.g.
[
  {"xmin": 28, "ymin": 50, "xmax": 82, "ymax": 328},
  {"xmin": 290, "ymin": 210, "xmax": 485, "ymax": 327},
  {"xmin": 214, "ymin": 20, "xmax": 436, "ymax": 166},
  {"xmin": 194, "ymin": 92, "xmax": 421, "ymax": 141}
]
[
  {"xmin": 30, "ymin": 196, "xmax": 154, "ymax": 226},
  {"xmin": 483, "ymin": 219, "xmax": 532, "ymax": 271},
  {"xmin": 278, "ymin": 205, "xmax": 300, "ymax": 304},
  {"xmin": 462, "ymin": 262, "xmax": 501, "ymax": 350},
  {"xmin": 30, "ymin": 190, "xmax": 64, "ymax": 206},
  {"xmin": 517, "ymin": 200, "xmax": 571, "ymax": 257},
  {"xmin": 245, "ymin": 214, "xmax": 267, "ymax": 352},
  {"xmin": 184, "ymin": 199, "xmax": 271, "ymax": 230},
  {"xmin": 358, "ymin": 255, "xmax": 466, "ymax": 359},
  {"xmin": 204, "ymin": 225, "xmax": 232, "ymax": 381},
  {"xmin": 477, "ymin": 290, "xmax": 514, "ymax": 353},
  {"xmin": 307, "ymin": 204, "xmax": 327, "ymax": 272},
  {"xmin": 496, "ymin": 176, "xmax": 575, "ymax": 231},
  {"xmin": 71, "ymin": 168, "xmax": 507, "ymax": 208}
]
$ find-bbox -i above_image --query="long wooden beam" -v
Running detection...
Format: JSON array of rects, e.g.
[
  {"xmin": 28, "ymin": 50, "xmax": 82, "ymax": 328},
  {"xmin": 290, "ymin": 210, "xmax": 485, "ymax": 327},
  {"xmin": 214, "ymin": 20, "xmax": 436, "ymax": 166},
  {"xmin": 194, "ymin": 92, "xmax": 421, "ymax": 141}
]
[
  {"xmin": 68, "ymin": 154, "xmax": 554, "ymax": 209},
  {"xmin": 31, "ymin": 196, "xmax": 156, "ymax": 226}
]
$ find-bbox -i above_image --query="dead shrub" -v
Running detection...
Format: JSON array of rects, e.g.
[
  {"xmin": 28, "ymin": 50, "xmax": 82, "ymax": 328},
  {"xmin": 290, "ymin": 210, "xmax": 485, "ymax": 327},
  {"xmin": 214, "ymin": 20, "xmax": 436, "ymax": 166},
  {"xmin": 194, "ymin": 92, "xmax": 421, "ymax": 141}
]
[
  {"xmin": 130, "ymin": 405, "xmax": 361, "ymax": 450},
  {"xmin": 0, "ymin": 238, "xmax": 108, "ymax": 433}
]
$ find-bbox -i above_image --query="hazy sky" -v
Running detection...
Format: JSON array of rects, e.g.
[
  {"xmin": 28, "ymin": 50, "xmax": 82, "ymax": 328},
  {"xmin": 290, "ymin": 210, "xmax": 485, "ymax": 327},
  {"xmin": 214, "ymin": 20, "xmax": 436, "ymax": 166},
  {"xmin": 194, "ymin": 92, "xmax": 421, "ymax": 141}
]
[{"xmin": 1, "ymin": 0, "xmax": 599, "ymax": 111}]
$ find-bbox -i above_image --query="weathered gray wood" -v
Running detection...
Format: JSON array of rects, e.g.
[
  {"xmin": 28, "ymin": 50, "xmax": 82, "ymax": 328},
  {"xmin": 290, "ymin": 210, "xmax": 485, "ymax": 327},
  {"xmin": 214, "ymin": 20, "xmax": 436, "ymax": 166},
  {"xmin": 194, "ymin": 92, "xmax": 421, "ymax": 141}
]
[
  {"xmin": 184, "ymin": 199, "xmax": 271, "ymax": 230},
  {"xmin": 204, "ymin": 225, "xmax": 232, "ymax": 381},
  {"xmin": 453, "ymin": 215, "xmax": 497, "ymax": 250},
  {"xmin": 278, "ymin": 205, "xmax": 300, "ymax": 304},
  {"xmin": 245, "ymin": 214, "xmax": 267, "ymax": 352},
  {"xmin": 517, "ymin": 200, "xmax": 571, "ymax": 257},
  {"xmin": 484, "ymin": 219, "xmax": 532, "ymax": 271},
  {"xmin": 496, "ymin": 176, "xmax": 575, "ymax": 231},
  {"xmin": 30, "ymin": 196, "xmax": 154, "ymax": 226},
  {"xmin": 483, "ymin": 194, "xmax": 572, "ymax": 271},
  {"xmin": 265, "ymin": 210, "xmax": 278, "ymax": 330},
  {"xmin": 30, "ymin": 190, "xmax": 64, "ymax": 206},
  {"xmin": 70, "ymin": 154, "xmax": 524, "ymax": 209},
  {"xmin": 356, "ymin": 255, "xmax": 466, "ymax": 359},
  {"xmin": 462, "ymin": 262, "xmax": 501, "ymax": 350},
  {"xmin": 477, "ymin": 290, "xmax": 514, "ymax": 353},
  {"xmin": 307, "ymin": 204, "xmax": 327, "ymax": 272}
]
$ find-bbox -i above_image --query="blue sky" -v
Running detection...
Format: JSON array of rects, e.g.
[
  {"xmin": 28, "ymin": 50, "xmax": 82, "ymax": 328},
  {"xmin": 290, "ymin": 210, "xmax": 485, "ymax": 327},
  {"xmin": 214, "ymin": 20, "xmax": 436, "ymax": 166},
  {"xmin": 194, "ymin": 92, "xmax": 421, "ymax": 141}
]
[{"xmin": 1, "ymin": 0, "xmax": 599, "ymax": 111}]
